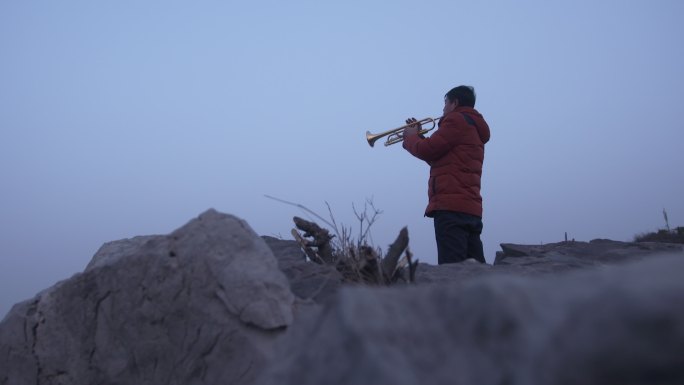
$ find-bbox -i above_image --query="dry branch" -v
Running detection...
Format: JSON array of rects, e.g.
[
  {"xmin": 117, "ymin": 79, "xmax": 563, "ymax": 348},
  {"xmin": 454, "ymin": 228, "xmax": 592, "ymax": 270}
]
[
  {"xmin": 292, "ymin": 217, "xmax": 416, "ymax": 285},
  {"xmin": 293, "ymin": 216, "xmax": 335, "ymax": 264},
  {"xmin": 381, "ymin": 227, "xmax": 409, "ymax": 282},
  {"xmin": 268, "ymin": 195, "xmax": 417, "ymax": 285}
]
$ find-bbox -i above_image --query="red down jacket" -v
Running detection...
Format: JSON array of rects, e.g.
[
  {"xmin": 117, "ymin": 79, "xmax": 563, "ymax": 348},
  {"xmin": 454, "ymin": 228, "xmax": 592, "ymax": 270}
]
[{"xmin": 402, "ymin": 106, "xmax": 490, "ymax": 218}]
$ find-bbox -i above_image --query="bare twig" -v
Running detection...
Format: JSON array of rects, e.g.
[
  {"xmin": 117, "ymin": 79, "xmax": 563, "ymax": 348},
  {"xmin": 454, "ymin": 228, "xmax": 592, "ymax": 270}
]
[
  {"xmin": 325, "ymin": 201, "xmax": 343, "ymax": 242},
  {"xmin": 360, "ymin": 199, "xmax": 382, "ymax": 246},
  {"xmin": 265, "ymin": 195, "xmax": 336, "ymax": 229}
]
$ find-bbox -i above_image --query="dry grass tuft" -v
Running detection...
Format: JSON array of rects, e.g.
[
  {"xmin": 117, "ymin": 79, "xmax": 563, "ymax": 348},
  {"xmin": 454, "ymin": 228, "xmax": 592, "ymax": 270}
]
[{"xmin": 267, "ymin": 195, "xmax": 418, "ymax": 285}]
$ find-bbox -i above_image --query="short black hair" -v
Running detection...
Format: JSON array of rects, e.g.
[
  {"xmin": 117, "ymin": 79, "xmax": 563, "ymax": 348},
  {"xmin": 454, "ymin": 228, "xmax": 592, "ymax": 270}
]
[{"xmin": 445, "ymin": 85, "xmax": 476, "ymax": 107}]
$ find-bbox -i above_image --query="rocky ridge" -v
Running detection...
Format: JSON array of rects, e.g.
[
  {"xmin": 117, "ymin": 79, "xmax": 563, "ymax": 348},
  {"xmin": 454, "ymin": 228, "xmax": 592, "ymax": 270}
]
[{"xmin": 1, "ymin": 209, "xmax": 683, "ymax": 385}]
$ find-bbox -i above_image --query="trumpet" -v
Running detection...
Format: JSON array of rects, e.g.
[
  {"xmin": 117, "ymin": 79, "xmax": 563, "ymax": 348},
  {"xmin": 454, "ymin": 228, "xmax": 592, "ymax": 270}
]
[{"xmin": 366, "ymin": 116, "xmax": 442, "ymax": 147}]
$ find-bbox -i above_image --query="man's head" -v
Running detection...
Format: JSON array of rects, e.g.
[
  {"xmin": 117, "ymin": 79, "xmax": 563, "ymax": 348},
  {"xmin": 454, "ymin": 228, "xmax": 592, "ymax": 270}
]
[{"xmin": 445, "ymin": 85, "xmax": 476, "ymax": 109}]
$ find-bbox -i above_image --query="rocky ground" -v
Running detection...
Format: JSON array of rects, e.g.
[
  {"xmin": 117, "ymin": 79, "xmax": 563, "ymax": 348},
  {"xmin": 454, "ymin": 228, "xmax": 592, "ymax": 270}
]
[{"xmin": 1, "ymin": 209, "xmax": 683, "ymax": 385}]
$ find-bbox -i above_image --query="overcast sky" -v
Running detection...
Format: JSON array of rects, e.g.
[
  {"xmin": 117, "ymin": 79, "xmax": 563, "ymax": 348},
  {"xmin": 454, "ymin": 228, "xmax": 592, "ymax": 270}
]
[{"xmin": 2, "ymin": 0, "xmax": 683, "ymax": 318}]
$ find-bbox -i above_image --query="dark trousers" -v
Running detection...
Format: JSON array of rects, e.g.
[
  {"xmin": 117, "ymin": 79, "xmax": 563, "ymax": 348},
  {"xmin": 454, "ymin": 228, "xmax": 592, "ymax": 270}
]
[{"xmin": 433, "ymin": 210, "xmax": 485, "ymax": 264}]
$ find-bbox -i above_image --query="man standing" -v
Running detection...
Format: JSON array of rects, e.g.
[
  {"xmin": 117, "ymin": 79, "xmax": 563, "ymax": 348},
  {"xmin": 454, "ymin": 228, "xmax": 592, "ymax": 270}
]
[{"xmin": 402, "ymin": 86, "xmax": 491, "ymax": 264}]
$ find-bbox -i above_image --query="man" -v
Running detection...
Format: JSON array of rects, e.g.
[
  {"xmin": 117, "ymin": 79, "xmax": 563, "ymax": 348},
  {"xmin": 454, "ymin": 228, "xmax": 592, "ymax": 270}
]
[{"xmin": 402, "ymin": 85, "xmax": 491, "ymax": 264}]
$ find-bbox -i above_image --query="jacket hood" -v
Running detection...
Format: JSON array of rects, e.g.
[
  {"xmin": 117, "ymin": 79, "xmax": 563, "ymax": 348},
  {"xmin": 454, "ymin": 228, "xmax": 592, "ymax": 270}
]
[{"xmin": 453, "ymin": 107, "xmax": 490, "ymax": 144}]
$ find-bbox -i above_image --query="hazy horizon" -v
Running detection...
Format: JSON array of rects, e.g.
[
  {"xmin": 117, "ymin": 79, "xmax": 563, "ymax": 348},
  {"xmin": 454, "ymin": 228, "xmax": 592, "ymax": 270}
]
[{"xmin": 2, "ymin": 0, "xmax": 683, "ymax": 318}]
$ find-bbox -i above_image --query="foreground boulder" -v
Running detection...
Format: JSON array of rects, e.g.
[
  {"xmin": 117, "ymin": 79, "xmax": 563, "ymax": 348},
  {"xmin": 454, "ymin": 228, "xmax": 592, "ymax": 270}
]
[
  {"xmin": 256, "ymin": 252, "xmax": 684, "ymax": 385},
  {"xmin": 2, "ymin": 209, "xmax": 683, "ymax": 385},
  {"xmin": 0, "ymin": 209, "xmax": 295, "ymax": 385}
]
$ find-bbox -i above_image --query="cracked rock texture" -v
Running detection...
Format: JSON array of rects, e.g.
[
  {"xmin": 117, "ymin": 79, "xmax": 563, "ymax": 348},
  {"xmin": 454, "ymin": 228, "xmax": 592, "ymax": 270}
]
[
  {"xmin": 2, "ymin": 209, "xmax": 684, "ymax": 385},
  {"xmin": 0, "ymin": 209, "xmax": 294, "ymax": 385}
]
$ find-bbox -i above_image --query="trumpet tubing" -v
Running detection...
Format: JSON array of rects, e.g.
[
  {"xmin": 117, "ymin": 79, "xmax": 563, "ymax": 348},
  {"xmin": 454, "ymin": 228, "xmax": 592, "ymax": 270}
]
[{"xmin": 366, "ymin": 117, "xmax": 442, "ymax": 147}]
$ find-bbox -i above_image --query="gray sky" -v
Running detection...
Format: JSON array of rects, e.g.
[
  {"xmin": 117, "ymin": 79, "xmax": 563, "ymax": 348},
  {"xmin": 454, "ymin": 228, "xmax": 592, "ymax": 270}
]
[{"xmin": 2, "ymin": 0, "xmax": 683, "ymax": 317}]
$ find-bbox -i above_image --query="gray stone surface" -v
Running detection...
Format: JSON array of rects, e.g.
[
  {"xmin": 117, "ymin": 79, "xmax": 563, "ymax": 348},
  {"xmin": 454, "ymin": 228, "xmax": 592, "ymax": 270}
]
[
  {"xmin": 85, "ymin": 235, "xmax": 158, "ymax": 272},
  {"xmin": 256, "ymin": 253, "xmax": 684, "ymax": 385},
  {"xmin": 261, "ymin": 236, "xmax": 343, "ymax": 303},
  {"xmin": 496, "ymin": 238, "xmax": 683, "ymax": 265},
  {"xmin": 3, "ymin": 210, "xmax": 684, "ymax": 385},
  {"xmin": 415, "ymin": 259, "xmax": 492, "ymax": 284},
  {"xmin": 414, "ymin": 240, "xmax": 684, "ymax": 285},
  {"xmin": 0, "ymin": 209, "xmax": 295, "ymax": 385}
]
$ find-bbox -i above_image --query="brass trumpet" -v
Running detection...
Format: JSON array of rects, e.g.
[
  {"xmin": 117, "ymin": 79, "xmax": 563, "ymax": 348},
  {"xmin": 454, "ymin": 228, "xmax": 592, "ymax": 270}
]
[{"xmin": 366, "ymin": 117, "xmax": 442, "ymax": 147}]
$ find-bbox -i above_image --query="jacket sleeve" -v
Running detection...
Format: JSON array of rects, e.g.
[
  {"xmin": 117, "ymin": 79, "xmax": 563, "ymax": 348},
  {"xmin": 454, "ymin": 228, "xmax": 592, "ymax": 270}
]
[{"xmin": 402, "ymin": 117, "xmax": 461, "ymax": 162}]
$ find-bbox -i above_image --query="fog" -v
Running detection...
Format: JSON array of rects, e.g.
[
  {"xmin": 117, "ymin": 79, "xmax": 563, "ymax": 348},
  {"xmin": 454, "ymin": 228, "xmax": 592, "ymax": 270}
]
[{"xmin": 2, "ymin": 0, "xmax": 683, "ymax": 317}]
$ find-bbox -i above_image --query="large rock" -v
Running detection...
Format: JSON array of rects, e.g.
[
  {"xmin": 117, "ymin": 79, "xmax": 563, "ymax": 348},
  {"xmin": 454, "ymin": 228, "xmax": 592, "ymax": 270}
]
[
  {"xmin": 4, "ymin": 211, "xmax": 684, "ymax": 385},
  {"xmin": 0, "ymin": 209, "xmax": 295, "ymax": 385},
  {"xmin": 255, "ymin": 252, "xmax": 684, "ymax": 385}
]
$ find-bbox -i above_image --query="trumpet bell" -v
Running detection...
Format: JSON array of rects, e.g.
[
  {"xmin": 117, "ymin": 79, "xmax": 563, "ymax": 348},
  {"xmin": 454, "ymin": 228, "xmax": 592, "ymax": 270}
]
[{"xmin": 366, "ymin": 130, "xmax": 385, "ymax": 147}]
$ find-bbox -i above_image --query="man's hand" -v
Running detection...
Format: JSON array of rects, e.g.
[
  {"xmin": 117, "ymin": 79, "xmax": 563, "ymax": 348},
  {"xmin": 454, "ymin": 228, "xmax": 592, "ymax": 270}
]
[{"xmin": 403, "ymin": 117, "xmax": 420, "ymax": 137}]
